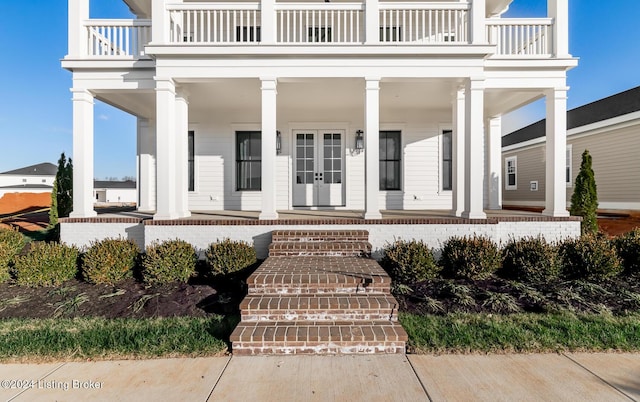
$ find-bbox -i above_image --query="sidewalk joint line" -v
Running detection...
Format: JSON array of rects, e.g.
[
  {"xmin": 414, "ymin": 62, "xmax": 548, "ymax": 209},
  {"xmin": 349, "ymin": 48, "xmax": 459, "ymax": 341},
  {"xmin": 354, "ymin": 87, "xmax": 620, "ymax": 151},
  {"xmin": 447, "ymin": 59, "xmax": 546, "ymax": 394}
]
[
  {"xmin": 7, "ymin": 362, "xmax": 67, "ymax": 402},
  {"xmin": 406, "ymin": 355, "xmax": 433, "ymax": 402},
  {"xmin": 562, "ymin": 353, "xmax": 636, "ymax": 402},
  {"xmin": 206, "ymin": 355, "xmax": 233, "ymax": 401}
]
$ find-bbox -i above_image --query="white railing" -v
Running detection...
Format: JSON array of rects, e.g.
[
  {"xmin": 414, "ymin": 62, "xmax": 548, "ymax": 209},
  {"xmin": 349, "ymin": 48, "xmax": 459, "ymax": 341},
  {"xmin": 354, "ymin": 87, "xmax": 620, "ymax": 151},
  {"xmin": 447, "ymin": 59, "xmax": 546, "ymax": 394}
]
[
  {"xmin": 85, "ymin": 20, "xmax": 151, "ymax": 57},
  {"xmin": 486, "ymin": 18, "xmax": 554, "ymax": 57},
  {"xmin": 379, "ymin": 3, "xmax": 469, "ymax": 44},
  {"xmin": 168, "ymin": 3, "xmax": 261, "ymax": 44},
  {"xmin": 276, "ymin": 3, "xmax": 364, "ymax": 44}
]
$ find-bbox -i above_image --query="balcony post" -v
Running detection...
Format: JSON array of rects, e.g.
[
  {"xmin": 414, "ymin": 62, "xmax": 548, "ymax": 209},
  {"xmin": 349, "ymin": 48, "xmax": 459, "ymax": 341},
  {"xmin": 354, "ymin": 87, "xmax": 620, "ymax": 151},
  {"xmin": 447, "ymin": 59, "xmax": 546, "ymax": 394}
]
[
  {"xmin": 152, "ymin": 0, "xmax": 169, "ymax": 44},
  {"xmin": 68, "ymin": 0, "xmax": 89, "ymax": 57},
  {"xmin": 365, "ymin": 0, "xmax": 380, "ymax": 44},
  {"xmin": 471, "ymin": 0, "xmax": 486, "ymax": 44},
  {"xmin": 69, "ymin": 88, "xmax": 96, "ymax": 218},
  {"xmin": 175, "ymin": 90, "xmax": 191, "ymax": 218},
  {"xmin": 137, "ymin": 118, "xmax": 156, "ymax": 213},
  {"xmin": 543, "ymin": 87, "xmax": 570, "ymax": 217},
  {"xmin": 486, "ymin": 116, "xmax": 502, "ymax": 210},
  {"xmin": 364, "ymin": 78, "xmax": 381, "ymax": 219},
  {"xmin": 548, "ymin": 0, "xmax": 569, "ymax": 57},
  {"xmin": 461, "ymin": 77, "xmax": 486, "ymax": 219},
  {"xmin": 260, "ymin": 78, "xmax": 279, "ymax": 220},
  {"xmin": 261, "ymin": 0, "xmax": 277, "ymax": 44},
  {"xmin": 452, "ymin": 87, "xmax": 465, "ymax": 217},
  {"xmin": 154, "ymin": 78, "xmax": 178, "ymax": 219}
]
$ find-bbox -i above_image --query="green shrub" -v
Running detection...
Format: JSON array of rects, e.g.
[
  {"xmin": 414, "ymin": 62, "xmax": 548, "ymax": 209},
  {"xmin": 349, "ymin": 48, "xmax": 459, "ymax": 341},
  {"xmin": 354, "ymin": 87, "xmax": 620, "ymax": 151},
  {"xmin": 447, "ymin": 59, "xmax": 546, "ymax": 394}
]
[
  {"xmin": 613, "ymin": 228, "xmax": 640, "ymax": 277},
  {"xmin": 13, "ymin": 242, "xmax": 79, "ymax": 287},
  {"xmin": 0, "ymin": 243, "xmax": 13, "ymax": 283},
  {"xmin": 570, "ymin": 149, "xmax": 599, "ymax": 234},
  {"xmin": 560, "ymin": 234, "xmax": 622, "ymax": 281},
  {"xmin": 0, "ymin": 227, "xmax": 26, "ymax": 256},
  {"xmin": 380, "ymin": 239, "xmax": 440, "ymax": 285},
  {"xmin": 205, "ymin": 238, "xmax": 256, "ymax": 276},
  {"xmin": 142, "ymin": 240, "xmax": 197, "ymax": 284},
  {"xmin": 500, "ymin": 237, "xmax": 561, "ymax": 283},
  {"xmin": 439, "ymin": 236, "xmax": 501, "ymax": 280},
  {"xmin": 82, "ymin": 238, "xmax": 139, "ymax": 285}
]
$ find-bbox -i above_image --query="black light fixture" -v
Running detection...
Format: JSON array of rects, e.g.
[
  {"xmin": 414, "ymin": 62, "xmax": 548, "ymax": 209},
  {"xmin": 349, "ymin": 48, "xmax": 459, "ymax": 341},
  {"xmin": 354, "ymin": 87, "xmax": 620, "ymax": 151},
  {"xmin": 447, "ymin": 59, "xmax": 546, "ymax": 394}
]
[
  {"xmin": 355, "ymin": 130, "xmax": 364, "ymax": 151},
  {"xmin": 276, "ymin": 130, "xmax": 282, "ymax": 154}
]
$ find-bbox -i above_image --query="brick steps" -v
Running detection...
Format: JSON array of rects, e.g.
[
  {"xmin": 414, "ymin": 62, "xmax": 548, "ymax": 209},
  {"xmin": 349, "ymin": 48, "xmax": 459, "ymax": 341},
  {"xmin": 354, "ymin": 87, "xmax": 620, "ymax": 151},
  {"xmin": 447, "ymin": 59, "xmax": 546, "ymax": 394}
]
[
  {"xmin": 232, "ymin": 230, "xmax": 407, "ymax": 355},
  {"xmin": 240, "ymin": 294, "xmax": 400, "ymax": 321}
]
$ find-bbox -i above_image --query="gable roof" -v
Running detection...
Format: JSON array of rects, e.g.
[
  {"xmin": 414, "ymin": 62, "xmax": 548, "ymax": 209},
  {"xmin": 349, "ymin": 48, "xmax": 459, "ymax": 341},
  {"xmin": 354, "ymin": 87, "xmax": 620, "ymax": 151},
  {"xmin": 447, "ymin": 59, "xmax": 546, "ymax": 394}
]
[
  {"xmin": 502, "ymin": 86, "xmax": 640, "ymax": 148},
  {"xmin": 94, "ymin": 180, "xmax": 137, "ymax": 189},
  {"xmin": 1, "ymin": 162, "xmax": 57, "ymax": 176}
]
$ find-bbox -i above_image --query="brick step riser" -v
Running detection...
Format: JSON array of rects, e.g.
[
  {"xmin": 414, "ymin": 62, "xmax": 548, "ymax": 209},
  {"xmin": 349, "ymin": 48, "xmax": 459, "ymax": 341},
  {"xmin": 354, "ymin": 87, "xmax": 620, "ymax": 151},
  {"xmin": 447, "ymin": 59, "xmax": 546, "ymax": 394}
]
[
  {"xmin": 247, "ymin": 286, "xmax": 390, "ymax": 295},
  {"xmin": 232, "ymin": 343, "xmax": 405, "ymax": 356},
  {"xmin": 268, "ymin": 251, "xmax": 370, "ymax": 257},
  {"xmin": 241, "ymin": 312, "xmax": 398, "ymax": 322},
  {"xmin": 271, "ymin": 236, "xmax": 370, "ymax": 243}
]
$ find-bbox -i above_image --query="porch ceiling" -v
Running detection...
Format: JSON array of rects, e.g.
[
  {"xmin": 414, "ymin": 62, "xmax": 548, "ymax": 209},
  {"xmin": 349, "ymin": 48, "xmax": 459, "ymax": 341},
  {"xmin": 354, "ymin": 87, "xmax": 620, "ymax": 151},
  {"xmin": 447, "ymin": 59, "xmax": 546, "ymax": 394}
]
[{"xmin": 95, "ymin": 90, "xmax": 156, "ymax": 120}]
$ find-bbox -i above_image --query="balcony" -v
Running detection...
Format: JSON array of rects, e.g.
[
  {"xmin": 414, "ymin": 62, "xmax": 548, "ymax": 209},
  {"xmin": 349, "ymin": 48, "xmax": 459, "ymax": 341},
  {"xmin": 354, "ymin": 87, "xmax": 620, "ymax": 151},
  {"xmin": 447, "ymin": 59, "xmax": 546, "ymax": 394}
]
[{"xmin": 71, "ymin": 2, "xmax": 558, "ymax": 60}]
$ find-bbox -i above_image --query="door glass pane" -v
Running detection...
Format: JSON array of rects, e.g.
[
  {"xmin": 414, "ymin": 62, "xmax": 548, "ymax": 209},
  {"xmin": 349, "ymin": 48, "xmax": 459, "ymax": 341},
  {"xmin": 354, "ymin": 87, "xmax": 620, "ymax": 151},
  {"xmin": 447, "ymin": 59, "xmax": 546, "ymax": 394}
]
[
  {"xmin": 306, "ymin": 172, "xmax": 314, "ymax": 183},
  {"xmin": 306, "ymin": 147, "xmax": 314, "ymax": 158},
  {"xmin": 296, "ymin": 134, "xmax": 305, "ymax": 145},
  {"xmin": 306, "ymin": 160, "xmax": 314, "ymax": 171},
  {"xmin": 296, "ymin": 160, "xmax": 304, "ymax": 171},
  {"xmin": 333, "ymin": 159, "xmax": 341, "ymax": 171},
  {"xmin": 324, "ymin": 159, "xmax": 332, "ymax": 171}
]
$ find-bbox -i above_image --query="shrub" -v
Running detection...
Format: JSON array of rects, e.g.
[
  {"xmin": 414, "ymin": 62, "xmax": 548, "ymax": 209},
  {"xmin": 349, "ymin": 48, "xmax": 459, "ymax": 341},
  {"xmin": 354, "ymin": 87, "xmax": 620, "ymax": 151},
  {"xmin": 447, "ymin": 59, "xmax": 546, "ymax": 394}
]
[
  {"xmin": 560, "ymin": 234, "xmax": 622, "ymax": 281},
  {"xmin": 0, "ymin": 243, "xmax": 13, "ymax": 283},
  {"xmin": 141, "ymin": 240, "xmax": 197, "ymax": 284},
  {"xmin": 613, "ymin": 228, "xmax": 640, "ymax": 277},
  {"xmin": 500, "ymin": 237, "xmax": 561, "ymax": 283},
  {"xmin": 570, "ymin": 149, "xmax": 598, "ymax": 234},
  {"xmin": 82, "ymin": 238, "xmax": 139, "ymax": 285},
  {"xmin": 205, "ymin": 238, "xmax": 257, "ymax": 277},
  {"xmin": 13, "ymin": 242, "xmax": 79, "ymax": 287},
  {"xmin": 379, "ymin": 239, "xmax": 440, "ymax": 285},
  {"xmin": 0, "ymin": 227, "xmax": 26, "ymax": 256},
  {"xmin": 439, "ymin": 236, "xmax": 501, "ymax": 280}
]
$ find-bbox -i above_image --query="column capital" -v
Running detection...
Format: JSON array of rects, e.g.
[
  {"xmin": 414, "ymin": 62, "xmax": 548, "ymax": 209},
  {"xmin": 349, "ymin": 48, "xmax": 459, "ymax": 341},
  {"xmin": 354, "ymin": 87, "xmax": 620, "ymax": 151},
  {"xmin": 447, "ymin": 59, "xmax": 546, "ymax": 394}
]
[
  {"xmin": 365, "ymin": 78, "xmax": 381, "ymax": 90},
  {"xmin": 260, "ymin": 77, "xmax": 278, "ymax": 88},
  {"xmin": 154, "ymin": 77, "xmax": 176, "ymax": 93},
  {"xmin": 545, "ymin": 87, "xmax": 570, "ymax": 99},
  {"xmin": 70, "ymin": 88, "xmax": 94, "ymax": 103}
]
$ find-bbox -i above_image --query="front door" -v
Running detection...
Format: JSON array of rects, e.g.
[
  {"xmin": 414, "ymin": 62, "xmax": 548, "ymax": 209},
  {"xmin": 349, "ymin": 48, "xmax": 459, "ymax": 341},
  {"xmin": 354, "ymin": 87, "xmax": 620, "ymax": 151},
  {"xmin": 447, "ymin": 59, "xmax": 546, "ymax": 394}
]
[{"xmin": 293, "ymin": 130, "xmax": 344, "ymax": 207}]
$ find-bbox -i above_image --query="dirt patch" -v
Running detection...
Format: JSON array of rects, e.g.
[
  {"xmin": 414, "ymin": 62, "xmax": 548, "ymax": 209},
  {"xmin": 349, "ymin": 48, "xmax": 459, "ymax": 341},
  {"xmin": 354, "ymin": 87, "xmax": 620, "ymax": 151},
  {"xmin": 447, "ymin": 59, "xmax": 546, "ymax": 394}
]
[{"xmin": 598, "ymin": 214, "xmax": 640, "ymax": 237}]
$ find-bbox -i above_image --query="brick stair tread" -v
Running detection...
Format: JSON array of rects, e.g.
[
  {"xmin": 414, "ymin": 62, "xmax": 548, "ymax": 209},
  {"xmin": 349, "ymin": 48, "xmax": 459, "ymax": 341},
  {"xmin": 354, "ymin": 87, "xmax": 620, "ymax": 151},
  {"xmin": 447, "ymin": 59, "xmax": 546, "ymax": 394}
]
[
  {"xmin": 269, "ymin": 241, "xmax": 371, "ymax": 251},
  {"xmin": 240, "ymin": 294, "xmax": 400, "ymax": 321},
  {"xmin": 272, "ymin": 230, "xmax": 369, "ymax": 242}
]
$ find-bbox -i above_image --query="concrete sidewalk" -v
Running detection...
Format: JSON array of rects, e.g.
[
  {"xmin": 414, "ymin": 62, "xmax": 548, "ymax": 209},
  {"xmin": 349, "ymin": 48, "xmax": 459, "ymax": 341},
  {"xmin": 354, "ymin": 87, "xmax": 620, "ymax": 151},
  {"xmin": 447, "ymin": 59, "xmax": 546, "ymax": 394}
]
[{"xmin": 1, "ymin": 353, "xmax": 638, "ymax": 401}]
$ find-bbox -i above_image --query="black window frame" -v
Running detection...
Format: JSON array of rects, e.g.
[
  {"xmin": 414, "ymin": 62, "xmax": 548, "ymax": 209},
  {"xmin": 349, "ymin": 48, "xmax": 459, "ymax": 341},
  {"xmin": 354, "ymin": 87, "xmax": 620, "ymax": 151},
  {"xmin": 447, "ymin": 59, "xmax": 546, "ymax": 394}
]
[
  {"xmin": 442, "ymin": 130, "xmax": 452, "ymax": 191},
  {"xmin": 236, "ymin": 131, "xmax": 262, "ymax": 191},
  {"xmin": 188, "ymin": 131, "xmax": 195, "ymax": 192},
  {"xmin": 379, "ymin": 131, "xmax": 402, "ymax": 191}
]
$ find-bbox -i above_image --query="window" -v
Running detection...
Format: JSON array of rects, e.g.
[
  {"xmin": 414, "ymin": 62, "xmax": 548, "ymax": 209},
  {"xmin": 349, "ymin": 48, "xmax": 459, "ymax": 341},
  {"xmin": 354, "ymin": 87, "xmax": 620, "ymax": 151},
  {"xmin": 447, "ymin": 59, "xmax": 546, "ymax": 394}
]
[
  {"xmin": 188, "ymin": 131, "xmax": 195, "ymax": 192},
  {"xmin": 566, "ymin": 145, "xmax": 572, "ymax": 187},
  {"xmin": 379, "ymin": 131, "xmax": 401, "ymax": 190},
  {"xmin": 505, "ymin": 156, "xmax": 517, "ymax": 190},
  {"xmin": 236, "ymin": 26, "xmax": 261, "ymax": 42},
  {"xmin": 442, "ymin": 130, "xmax": 452, "ymax": 191},
  {"xmin": 236, "ymin": 131, "xmax": 261, "ymax": 191},
  {"xmin": 380, "ymin": 27, "xmax": 402, "ymax": 42},
  {"xmin": 308, "ymin": 27, "xmax": 332, "ymax": 43}
]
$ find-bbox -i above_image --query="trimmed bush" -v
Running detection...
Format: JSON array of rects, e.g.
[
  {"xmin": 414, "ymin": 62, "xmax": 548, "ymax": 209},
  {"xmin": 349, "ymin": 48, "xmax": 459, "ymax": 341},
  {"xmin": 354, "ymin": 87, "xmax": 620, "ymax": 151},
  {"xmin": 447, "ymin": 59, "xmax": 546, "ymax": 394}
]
[
  {"xmin": 440, "ymin": 236, "xmax": 501, "ymax": 280},
  {"xmin": 614, "ymin": 228, "xmax": 640, "ymax": 277},
  {"xmin": 570, "ymin": 149, "xmax": 599, "ymax": 234},
  {"xmin": 205, "ymin": 238, "xmax": 257, "ymax": 277},
  {"xmin": 0, "ymin": 227, "xmax": 26, "ymax": 283},
  {"xmin": 560, "ymin": 234, "xmax": 622, "ymax": 281},
  {"xmin": 0, "ymin": 243, "xmax": 13, "ymax": 283},
  {"xmin": 142, "ymin": 240, "xmax": 197, "ymax": 284},
  {"xmin": 13, "ymin": 242, "xmax": 79, "ymax": 287},
  {"xmin": 380, "ymin": 239, "xmax": 440, "ymax": 285},
  {"xmin": 82, "ymin": 238, "xmax": 139, "ymax": 285},
  {"xmin": 500, "ymin": 237, "xmax": 561, "ymax": 283}
]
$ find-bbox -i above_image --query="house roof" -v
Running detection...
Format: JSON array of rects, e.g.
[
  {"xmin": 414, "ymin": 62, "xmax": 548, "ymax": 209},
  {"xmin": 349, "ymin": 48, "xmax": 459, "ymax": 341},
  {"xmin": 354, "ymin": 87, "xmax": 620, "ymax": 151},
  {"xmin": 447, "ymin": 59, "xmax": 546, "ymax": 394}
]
[
  {"xmin": 0, "ymin": 184, "xmax": 53, "ymax": 189},
  {"xmin": 0, "ymin": 162, "xmax": 57, "ymax": 176},
  {"xmin": 94, "ymin": 180, "xmax": 137, "ymax": 189},
  {"xmin": 502, "ymin": 86, "xmax": 640, "ymax": 147}
]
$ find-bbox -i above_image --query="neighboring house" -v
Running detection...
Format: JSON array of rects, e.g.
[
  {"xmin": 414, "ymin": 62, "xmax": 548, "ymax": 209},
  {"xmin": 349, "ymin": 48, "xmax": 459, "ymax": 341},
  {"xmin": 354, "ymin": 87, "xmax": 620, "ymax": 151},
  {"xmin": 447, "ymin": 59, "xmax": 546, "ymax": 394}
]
[
  {"xmin": 94, "ymin": 180, "xmax": 137, "ymax": 204},
  {"xmin": 60, "ymin": 0, "xmax": 580, "ymax": 254},
  {"xmin": 0, "ymin": 163, "xmax": 56, "ymax": 199},
  {"xmin": 502, "ymin": 86, "xmax": 640, "ymax": 211}
]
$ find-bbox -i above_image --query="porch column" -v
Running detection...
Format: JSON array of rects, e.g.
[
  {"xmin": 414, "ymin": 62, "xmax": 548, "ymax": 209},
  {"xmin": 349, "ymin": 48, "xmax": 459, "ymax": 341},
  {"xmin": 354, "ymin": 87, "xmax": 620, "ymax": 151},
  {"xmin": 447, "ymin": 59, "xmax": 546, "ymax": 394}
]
[
  {"xmin": 462, "ymin": 78, "xmax": 486, "ymax": 219},
  {"xmin": 260, "ymin": 78, "xmax": 278, "ymax": 220},
  {"xmin": 260, "ymin": 0, "xmax": 276, "ymax": 44},
  {"xmin": 548, "ymin": 0, "xmax": 569, "ymax": 57},
  {"xmin": 70, "ymin": 88, "xmax": 96, "ymax": 218},
  {"xmin": 452, "ymin": 87, "xmax": 465, "ymax": 217},
  {"xmin": 136, "ymin": 118, "xmax": 156, "ymax": 212},
  {"xmin": 365, "ymin": 0, "xmax": 380, "ymax": 44},
  {"xmin": 486, "ymin": 116, "xmax": 502, "ymax": 210},
  {"xmin": 364, "ymin": 78, "xmax": 382, "ymax": 219},
  {"xmin": 543, "ymin": 88, "xmax": 570, "ymax": 217},
  {"xmin": 470, "ymin": 0, "xmax": 486, "ymax": 44},
  {"xmin": 175, "ymin": 90, "xmax": 191, "ymax": 218},
  {"xmin": 154, "ymin": 78, "xmax": 178, "ymax": 219},
  {"xmin": 68, "ymin": 0, "xmax": 89, "ymax": 57}
]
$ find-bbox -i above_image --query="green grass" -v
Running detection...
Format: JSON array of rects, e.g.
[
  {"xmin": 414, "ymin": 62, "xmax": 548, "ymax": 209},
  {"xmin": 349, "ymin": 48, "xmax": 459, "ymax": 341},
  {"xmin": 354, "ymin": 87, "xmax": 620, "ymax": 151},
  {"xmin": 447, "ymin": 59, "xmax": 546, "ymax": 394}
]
[
  {"xmin": 400, "ymin": 312, "xmax": 640, "ymax": 353},
  {"xmin": 0, "ymin": 316, "xmax": 238, "ymax": 362}
]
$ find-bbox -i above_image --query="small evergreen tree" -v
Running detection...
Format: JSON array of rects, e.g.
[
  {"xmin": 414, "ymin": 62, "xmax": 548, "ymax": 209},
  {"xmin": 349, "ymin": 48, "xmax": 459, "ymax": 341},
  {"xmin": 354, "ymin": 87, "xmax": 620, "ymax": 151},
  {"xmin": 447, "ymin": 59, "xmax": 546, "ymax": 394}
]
[
  {"xmin": 48, "ymin": 177, "xmax": 58, "ymax": 228},
  {"xmin": 570, "ymin": 149, "xmax": 598, "ymax": 234},
  {"xmin": 55, "ymin": 153, "xmax": 73, "ymax": 218}
]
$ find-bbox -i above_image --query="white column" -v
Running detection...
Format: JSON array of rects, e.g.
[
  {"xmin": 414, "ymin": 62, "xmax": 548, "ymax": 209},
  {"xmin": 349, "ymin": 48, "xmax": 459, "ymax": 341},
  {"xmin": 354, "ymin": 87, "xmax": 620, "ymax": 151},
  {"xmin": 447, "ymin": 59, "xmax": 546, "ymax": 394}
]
[
  {"xmin": 68, "ymin": 0, "xmax": 89, "ymax": 57},
  {"xmin": 462, "ymin": 78, "xmax": 486, "ymax": 219},
  {"xmin": 175, "ymin": 90, "xmax": 191, "ymax": 218},
  {"xmin": 260, "ymin": 78, "xmax": 278, "ymax": 220},
  {"xmin": 364, "ymin": 78, "xmax": 382, "ymax": 219},
  {"xmin": 548, "ymin": 0, "xmax": 570, "ymax": 57},
  {"xmin": 471, "ymin": 0, "xmax": 486, "ymax": 44},
  {"xmin": 137, "ymin": 118, "xmax": 156, "ymax": 212},
  {"xmin": 154, "ymin": 78, "xmax": 178, "ymax": 219},
  {"xmin": 69, "ymin": 89, "xmax": 96, "ymax": 218},
  {"xmin": 151, "ymin": 0, "xmax": 169, "ymax": 44},
  {"xmin": 365, "ymin": 0, "xmax": 380, "ymax": 44},
  {"xmin": 260, "ymin": 0, "xmax": 276, "ymax": 44},
  {"xmin": 543, "ymin": 88, "xmax": 570, "ymax": 217},
  {"xmin": 452, "ymin": 87, "xmax": 465, "ymax": 217},
  {"xmin": 487, "ymin": 116, "xmax": 502, "ymax": 210}
]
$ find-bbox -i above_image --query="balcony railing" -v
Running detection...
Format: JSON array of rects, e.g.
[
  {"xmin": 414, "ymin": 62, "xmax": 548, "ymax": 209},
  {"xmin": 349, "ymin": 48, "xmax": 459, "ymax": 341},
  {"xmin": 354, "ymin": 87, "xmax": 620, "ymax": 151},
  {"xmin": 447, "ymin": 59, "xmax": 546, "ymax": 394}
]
[
  {"xmin": 378, "ymin": 3, "xmax": 468, "ymax": 44},
  {"xmin": 85, "ymin": 19, "xmax": 151, "ymax": 57},
  {"xmin": 486, "ymin": 18, "xmax": 554, "ymax": 57},
  {"xmin": 276, "ymin": 3, "xmax": 364, "ymax": 44}
]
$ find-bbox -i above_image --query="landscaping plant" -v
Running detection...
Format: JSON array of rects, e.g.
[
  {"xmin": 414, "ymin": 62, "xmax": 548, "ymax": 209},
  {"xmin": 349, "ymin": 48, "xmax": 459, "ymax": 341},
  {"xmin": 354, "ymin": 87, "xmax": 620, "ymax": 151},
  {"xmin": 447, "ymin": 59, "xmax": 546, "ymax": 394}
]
[
  {"xmin": 205, "ymin": 238, "xmax": 257, "ymax": 276},
  {"xmin": 141, "ymin": 239, "xmax": 197, "ymax": 284},
  {"xmin": 439, "ymin": 235, "xmax": 501, "ymax": 280},
  {"xmin": 0, "ymin": 227, "xmax": 26, "ymax": 282},
  {"xmin": 560, "ymin": 234, "xmax": 622, "ymax": 281},
  {"xmin": 12, "ymin": 242, "xmax": 79, "ymax": 287},
  {"xmin": 570, "ymin": 149, "xmax": 598, "ymax": 234},
  {"xmin": 614, "ymin": 228, "xmax": 640, "ymax": 277},
  {"xmin": 82, "ymin": 238, "xmax": 139, "ymax": 285},
  {"xmin": 380, "ymin": 239, "xmax": 440, "ymax": 286},
  {"xmin": 500, "ymin": 237, "xmax": 561, "ymax": 283}
]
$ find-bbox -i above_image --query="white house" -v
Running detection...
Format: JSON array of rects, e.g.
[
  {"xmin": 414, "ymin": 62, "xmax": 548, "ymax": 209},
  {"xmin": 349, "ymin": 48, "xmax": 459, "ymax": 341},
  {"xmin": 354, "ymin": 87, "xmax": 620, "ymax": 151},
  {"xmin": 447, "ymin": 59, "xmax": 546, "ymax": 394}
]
[
  {"xmin": 94, "ymin": 180, "xmax": 137, "ymax": 204},
  {"xmin": 60, "ymin": 0, "xmax": 581, "ymax": 255},
  {"xmin": 0, "ymin": 163, "xmax": 56, "ymax": 199}
]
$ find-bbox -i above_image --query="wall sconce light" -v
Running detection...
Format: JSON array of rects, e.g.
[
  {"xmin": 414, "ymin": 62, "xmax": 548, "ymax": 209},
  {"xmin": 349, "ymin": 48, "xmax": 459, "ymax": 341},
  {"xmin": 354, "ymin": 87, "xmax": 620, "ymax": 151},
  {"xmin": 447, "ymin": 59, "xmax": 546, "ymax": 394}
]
[
  {"xmin": 355, "ymin": 130, "xmax": 364, "ymax": 151},
  {"xmin": 276, "ymin": 130, "xmax": 282, "ymax": 154}
]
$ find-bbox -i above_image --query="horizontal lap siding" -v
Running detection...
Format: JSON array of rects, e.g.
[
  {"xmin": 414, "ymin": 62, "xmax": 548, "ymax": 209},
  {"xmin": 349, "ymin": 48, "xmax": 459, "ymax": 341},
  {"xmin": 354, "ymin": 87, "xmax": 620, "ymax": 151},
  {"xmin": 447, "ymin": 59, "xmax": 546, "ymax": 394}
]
[{"xmin": 502, "ymin": 146, "xmax": 546, "ymax": 204}]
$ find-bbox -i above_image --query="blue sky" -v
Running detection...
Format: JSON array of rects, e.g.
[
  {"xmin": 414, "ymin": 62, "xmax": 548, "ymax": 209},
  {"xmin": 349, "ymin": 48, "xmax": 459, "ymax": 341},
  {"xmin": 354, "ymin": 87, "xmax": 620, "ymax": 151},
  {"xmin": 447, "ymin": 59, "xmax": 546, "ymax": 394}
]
[{"xmin": 0, "ymin": 1, "xmax": 639, "ymax": 179}]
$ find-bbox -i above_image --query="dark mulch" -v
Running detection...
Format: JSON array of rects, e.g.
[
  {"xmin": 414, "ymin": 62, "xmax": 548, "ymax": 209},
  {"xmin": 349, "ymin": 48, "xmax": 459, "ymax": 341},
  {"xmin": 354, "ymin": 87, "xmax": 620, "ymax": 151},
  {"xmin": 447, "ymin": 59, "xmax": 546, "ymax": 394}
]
[{"xmin": 396, "ymin": 275, "xmax": 640, "ymax": 316}]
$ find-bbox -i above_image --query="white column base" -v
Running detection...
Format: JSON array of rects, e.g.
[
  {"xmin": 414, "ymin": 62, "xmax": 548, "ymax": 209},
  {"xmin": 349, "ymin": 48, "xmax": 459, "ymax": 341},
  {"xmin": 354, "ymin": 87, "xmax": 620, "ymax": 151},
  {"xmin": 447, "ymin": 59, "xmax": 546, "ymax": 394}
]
[
  {"xmin": 542, "ymin": 208, "xmax": 570, "ymax": 218},
  {"xmin": 364, "ymin": 211, "xmax": 383, "ymax": 220},
  {"xmin": 259, "ymin": 211, "xmax": 279, "ymax": 220},
  {"xmin": 70, "ymin": 210, "xmax": 97, "ymax": 218},
  {"xmin": 461, "ymin": 211, "xmax": 487, "ymax": 219}
]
